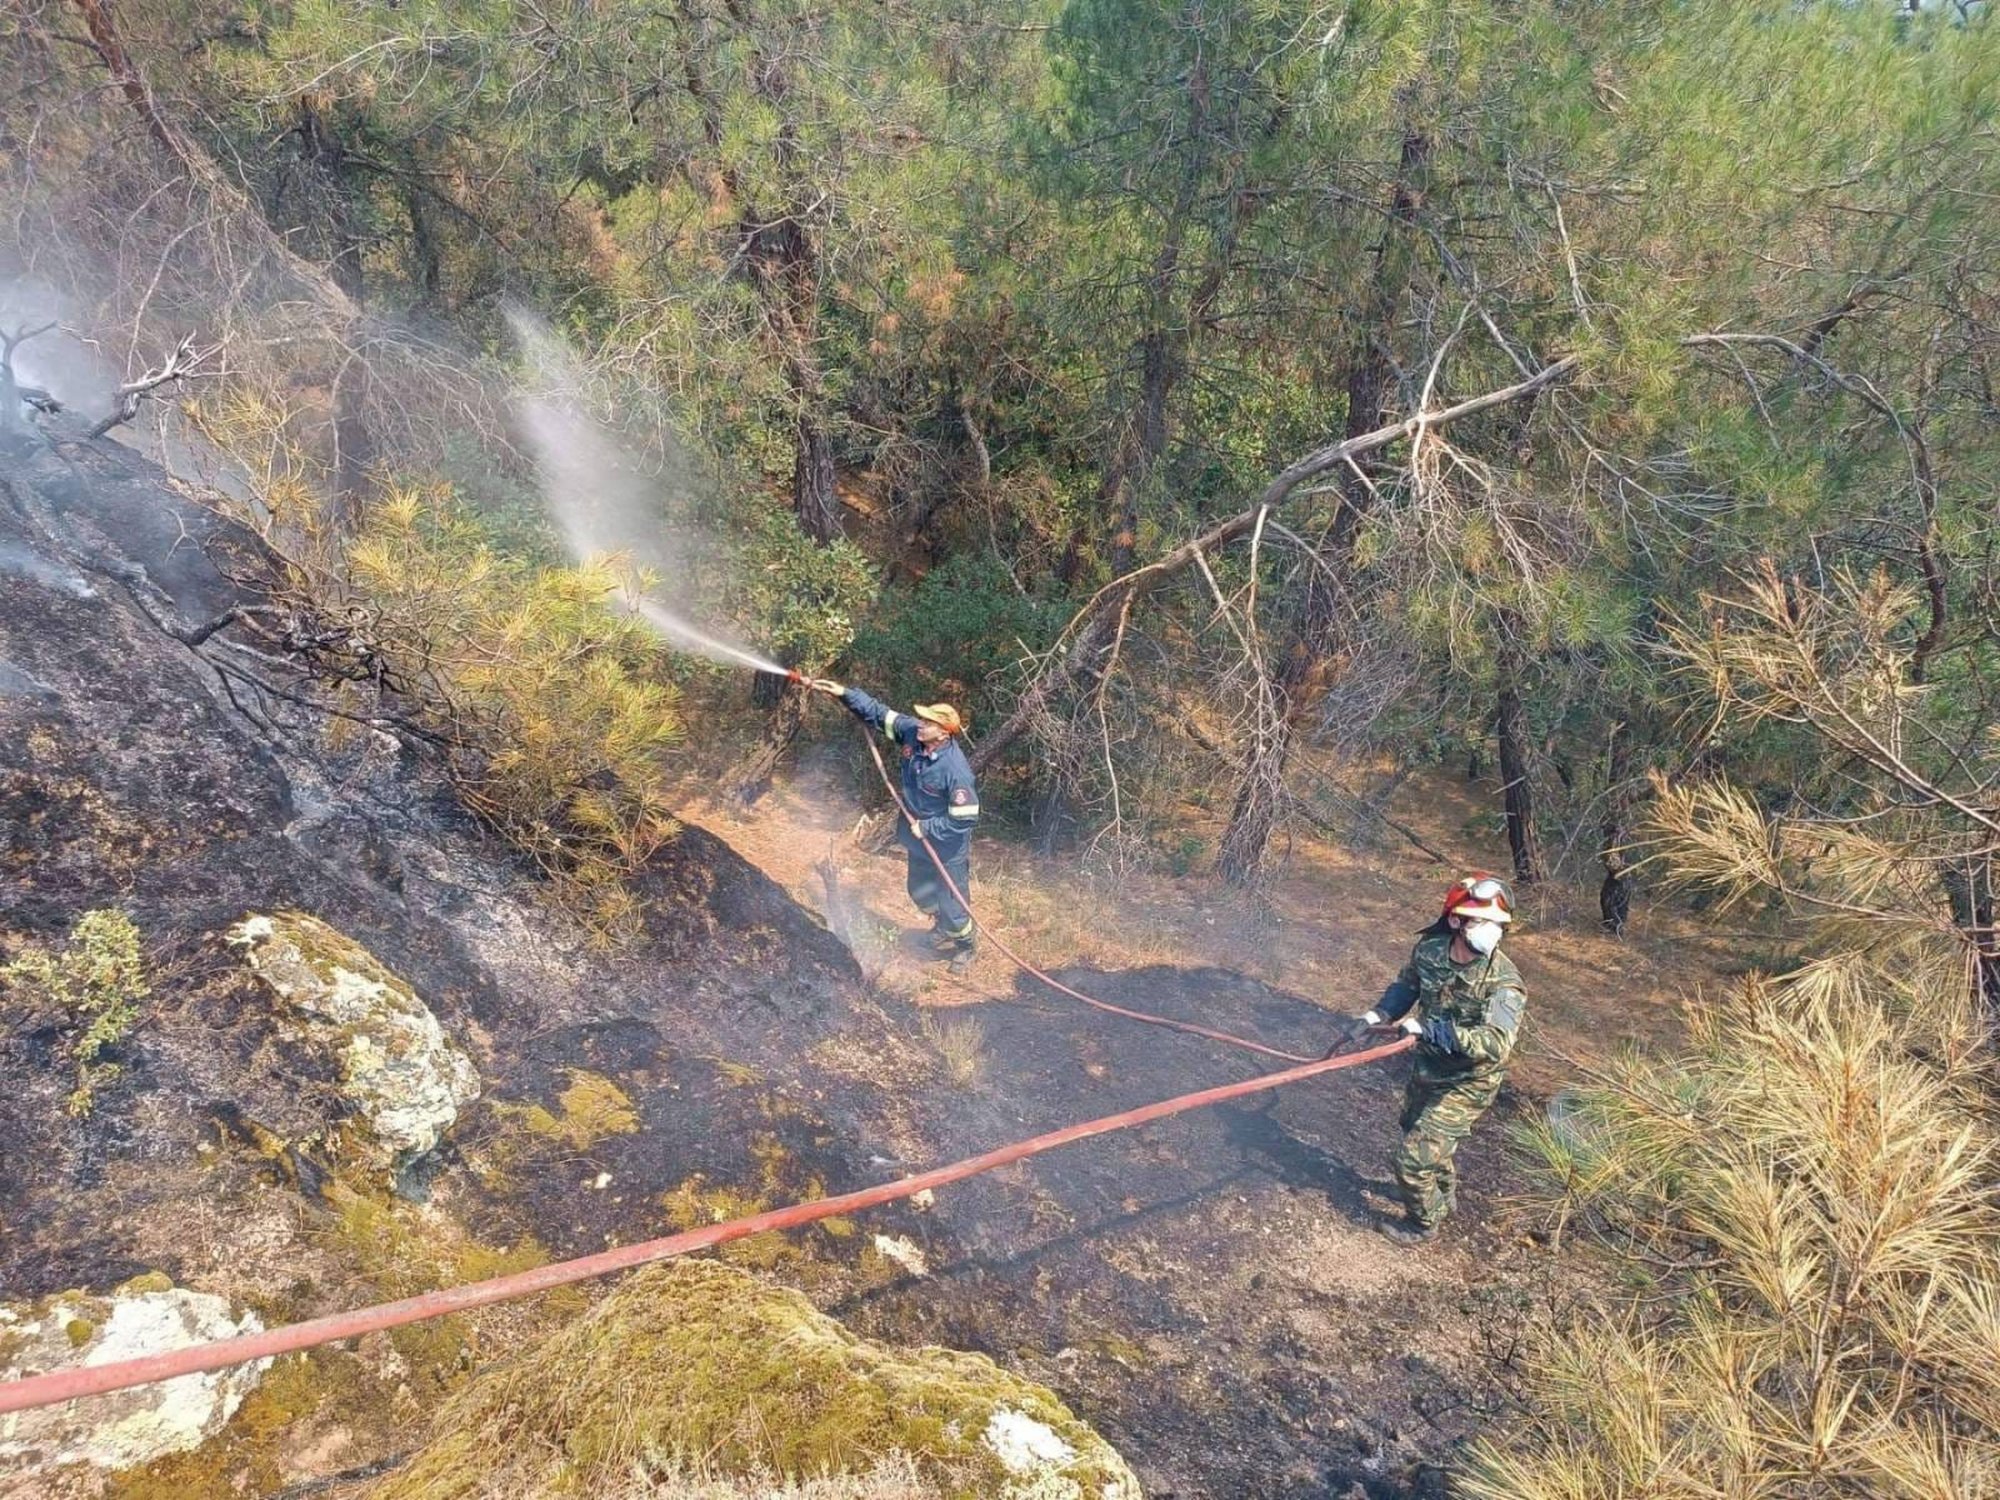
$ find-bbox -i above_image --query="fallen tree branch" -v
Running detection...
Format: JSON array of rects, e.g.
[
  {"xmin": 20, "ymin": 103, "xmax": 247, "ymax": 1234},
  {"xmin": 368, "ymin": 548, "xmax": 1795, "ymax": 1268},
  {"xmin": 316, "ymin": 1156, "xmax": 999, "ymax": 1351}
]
[
  {"xmin": 1174, "ymin": 714, "xmax": 1450, "ymax": 865},
  {"xmin": 87, "ymin": 332, "xmax": 224, "ymax": 438},
  {"xmin": 971, "ymin": 354, "xmax": 1582, "ymax": 772}
]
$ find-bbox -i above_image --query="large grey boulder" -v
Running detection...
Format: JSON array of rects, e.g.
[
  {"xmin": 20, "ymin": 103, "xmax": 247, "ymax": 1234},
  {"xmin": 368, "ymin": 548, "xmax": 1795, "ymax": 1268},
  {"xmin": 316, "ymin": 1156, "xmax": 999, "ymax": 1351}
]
[
  {"xmin": 0, "ymin": 1275, "xmax": 267, "ymax": 1475},
  {"xmin": 228, "ymin": 912, "xmax": 480, "ymax": 1177}
]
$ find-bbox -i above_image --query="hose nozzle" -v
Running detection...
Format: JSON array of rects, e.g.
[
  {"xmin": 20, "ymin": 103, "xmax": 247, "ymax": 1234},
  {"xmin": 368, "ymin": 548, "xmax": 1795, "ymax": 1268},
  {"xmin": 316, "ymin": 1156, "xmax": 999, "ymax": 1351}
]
[{"xmin": 785, "ymin": 668, "xmax": 805, "ymax": 685}]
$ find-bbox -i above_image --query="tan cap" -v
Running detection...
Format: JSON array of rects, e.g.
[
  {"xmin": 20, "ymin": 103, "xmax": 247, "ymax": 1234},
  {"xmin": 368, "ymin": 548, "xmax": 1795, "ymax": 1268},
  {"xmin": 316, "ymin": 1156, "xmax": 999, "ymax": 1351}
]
[{"xmin": 912, "ymin": 703, "xmax": 965, "ymax": 735}]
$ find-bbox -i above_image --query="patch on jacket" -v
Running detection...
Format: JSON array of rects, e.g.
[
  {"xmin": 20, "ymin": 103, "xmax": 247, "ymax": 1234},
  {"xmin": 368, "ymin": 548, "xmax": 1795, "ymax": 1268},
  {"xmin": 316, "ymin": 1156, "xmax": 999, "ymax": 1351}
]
[{"xmin": 951, "ymin": 787, "xmax": 973, "ymax": 805}]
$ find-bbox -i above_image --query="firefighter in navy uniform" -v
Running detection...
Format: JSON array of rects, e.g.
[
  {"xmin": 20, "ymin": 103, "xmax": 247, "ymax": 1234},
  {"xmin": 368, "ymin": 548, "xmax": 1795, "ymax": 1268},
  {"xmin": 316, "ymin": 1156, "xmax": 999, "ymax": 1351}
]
[{"xmin": 810, "ymin": 679, "xmax": 980, "ymax": 969}]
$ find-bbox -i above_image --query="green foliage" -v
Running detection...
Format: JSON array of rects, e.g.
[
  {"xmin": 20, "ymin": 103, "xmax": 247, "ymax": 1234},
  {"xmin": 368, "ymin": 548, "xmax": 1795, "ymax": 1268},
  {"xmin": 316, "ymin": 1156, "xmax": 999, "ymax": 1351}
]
[
  {"xmin": 850, "ymin": 554, "xmax": 1069, "ymax": 725},
  {"xmin": 340, "ymin": 485, "xmax": 687, "ymax": 938},
  {"xmin": 1, "ymin": 909, "xmax": 150, "ymax": 1117},
  {"xmin": 730, "ymin": 502, "xmax": 878, "ymax": 676},
  {"xmin": 11, "ymin": 0, "xmax": 2000, "ymax": 883}
]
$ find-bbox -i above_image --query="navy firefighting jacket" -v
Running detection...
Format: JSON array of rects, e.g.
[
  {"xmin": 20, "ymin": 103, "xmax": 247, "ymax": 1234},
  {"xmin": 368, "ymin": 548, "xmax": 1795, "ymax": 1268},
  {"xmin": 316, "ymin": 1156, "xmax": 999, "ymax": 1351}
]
[{"xmin": 840, "ymin": 687, "xmax": 980, "ymax": 855}]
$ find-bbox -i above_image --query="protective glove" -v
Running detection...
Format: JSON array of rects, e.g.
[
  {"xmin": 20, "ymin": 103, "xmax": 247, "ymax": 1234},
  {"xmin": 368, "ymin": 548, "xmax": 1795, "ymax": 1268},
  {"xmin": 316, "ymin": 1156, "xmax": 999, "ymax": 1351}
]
[
  {"xmin": 1420, "ymin": 1014, "xmax": 1459, "ymax": 1052},
  {"xmin": 1323, "ymin": 1013, "xmax": 1395, "ymax": 1059},
  {"xmin": 1320, "ymin": 1015, "xmax": 1370, "ymax": 1059},
  {"xmin": 1397, "ymin": 1015, "xmax": 1423, "ymax": 1037}
]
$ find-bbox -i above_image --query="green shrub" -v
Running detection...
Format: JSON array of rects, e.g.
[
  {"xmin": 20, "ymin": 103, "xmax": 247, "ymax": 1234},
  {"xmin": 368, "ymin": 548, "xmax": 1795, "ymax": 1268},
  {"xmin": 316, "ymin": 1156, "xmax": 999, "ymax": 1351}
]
[
  {"xmin": 341, "ymin": 485, "xmax": 686, "ymax": 939},
  {"xmin": 729, "ymin": 500, "xmax": 878, "ymax": 676},
  {"xmin": 1, "ymin": 909, "xmax": 150, "ymax": 1117},
  {"xmin": 849, "ymin": 554, "xmax": 1069, "ymax": 727}
]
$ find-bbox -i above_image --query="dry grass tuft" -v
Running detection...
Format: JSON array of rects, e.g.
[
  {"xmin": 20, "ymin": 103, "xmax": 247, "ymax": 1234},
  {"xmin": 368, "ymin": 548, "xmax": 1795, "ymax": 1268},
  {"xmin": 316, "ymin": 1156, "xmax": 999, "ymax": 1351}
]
[
  {"xmin": 918, "ymin": 1010, "xmax": 985, "ymax": 1085},
  {"xmin": 1471, "ymin": 567, "xmax": 2000, "ymax": 1498},
  {"xmin": 455, "ymin": 1455, "xmax": 939, "ymax": 1500}
]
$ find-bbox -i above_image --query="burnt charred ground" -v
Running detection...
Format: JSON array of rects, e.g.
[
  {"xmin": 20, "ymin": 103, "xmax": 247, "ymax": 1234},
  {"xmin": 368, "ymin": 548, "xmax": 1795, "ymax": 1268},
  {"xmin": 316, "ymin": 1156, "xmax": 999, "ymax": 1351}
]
[
  {"xmin": 813, "ymin": 966, "xmax": 1551, "ymax": 1500},
  {"xmin": 2, "ymin": 427, "xmax": 1575, "ymax": 1499}
]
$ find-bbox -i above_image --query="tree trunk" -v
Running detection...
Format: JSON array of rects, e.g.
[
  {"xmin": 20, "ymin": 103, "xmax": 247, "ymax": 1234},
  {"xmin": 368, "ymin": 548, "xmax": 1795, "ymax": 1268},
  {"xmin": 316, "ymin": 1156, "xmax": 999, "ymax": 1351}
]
[
  {"xmin": 405, "ymin": 182, "xmax": 444, "ymax": 311},
  {"xmin": 1214, "ymin": 564, "xmax": 1339, "ymax": 885},
  {"xmin": 1057, "ymin": 51, "xmax": 1232, "ymax": 588},
  {"xmin": 727, "ymin": 678, "xmax": 810, "ymax": 804},
  {"xmin": 1598, "ymin": 721, "xmax": 1633, "ymax": 933},
  {"xmin": 1495, "ymin": 618, "xmax": 1545, "ymax": 885},
  {"xmin": 1059, "ymin": 268, "xmax": 1189, "ymax": 588},
  {"xmin": 1214, "ymin": 125, "xmax": 1431, "ymax": 887},
  {"xmin": 68, "ymin": 0, "xmax": 196, "ymax": 168},
  {"xmin": 64, "ymin": 0, "xmax": 355, "ymax": 319},
  {"xmin": 1941, "ymin": 855, "xmax": 2000, "ymax": 1016},
  {"xmin": 1214, "ymin": 725, "xmax": 1285, "ymax": 885},
  {"xmin": 684, "ymin": 23, "xmax": 840, "ymax": 549},
  {"xmin": 294, "ymin": 98, "xmax": 375, "ymax": 530},
  {"xmin": 696, "ymin": 38, "xmax": 838, "ymax": 776},
  {"xmin": 792, "ymin": 410, "xmax": 839, "ymax": 543}
]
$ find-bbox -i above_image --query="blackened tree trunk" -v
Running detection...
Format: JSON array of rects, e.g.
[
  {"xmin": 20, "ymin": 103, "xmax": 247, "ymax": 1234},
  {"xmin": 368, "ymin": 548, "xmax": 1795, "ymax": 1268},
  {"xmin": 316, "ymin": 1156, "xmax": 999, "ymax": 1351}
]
[{"xmin": 1495, "ymin": 615, "xmax": 1545, "ymax": 885}]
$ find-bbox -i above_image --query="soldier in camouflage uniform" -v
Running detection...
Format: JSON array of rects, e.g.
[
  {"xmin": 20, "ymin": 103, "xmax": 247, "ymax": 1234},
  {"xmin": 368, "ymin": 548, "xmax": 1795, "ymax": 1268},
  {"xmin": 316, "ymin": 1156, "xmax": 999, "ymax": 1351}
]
[{"xmin": 1335, "ymin": 873, "xmax": 1526, "ymax": 1244}]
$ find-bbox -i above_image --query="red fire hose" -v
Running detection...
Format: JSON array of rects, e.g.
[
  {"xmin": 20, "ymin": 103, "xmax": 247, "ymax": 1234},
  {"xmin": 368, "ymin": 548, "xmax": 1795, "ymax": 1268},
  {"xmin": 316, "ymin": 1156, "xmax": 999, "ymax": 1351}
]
[
  {"xmin": 853, "ymin": 726, "xmax": 1317, "ymax": 1064},
  {"xmin": 0, "ymin": 686, "xmax": 1393, "ymax": 1417},
  {"xmin": 0, "ymin": 1035, "xmax": 1409, "ymax": 1416}
]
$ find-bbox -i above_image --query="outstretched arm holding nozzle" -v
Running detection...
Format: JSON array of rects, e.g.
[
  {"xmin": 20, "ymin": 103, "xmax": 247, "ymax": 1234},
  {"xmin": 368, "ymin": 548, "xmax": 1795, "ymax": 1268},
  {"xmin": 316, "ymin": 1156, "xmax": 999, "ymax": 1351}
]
[{"xmin": 812, "ymin": 679, "xmax": 924, "ymax": 751}]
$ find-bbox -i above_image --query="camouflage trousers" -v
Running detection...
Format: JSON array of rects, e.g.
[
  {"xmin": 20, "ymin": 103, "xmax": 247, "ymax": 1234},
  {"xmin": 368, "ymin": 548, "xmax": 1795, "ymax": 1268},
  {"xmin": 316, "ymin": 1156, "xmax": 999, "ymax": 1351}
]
[{"xmin": 1392, "ymin": 1068, "xmax": 1503, "ymax": 1230}]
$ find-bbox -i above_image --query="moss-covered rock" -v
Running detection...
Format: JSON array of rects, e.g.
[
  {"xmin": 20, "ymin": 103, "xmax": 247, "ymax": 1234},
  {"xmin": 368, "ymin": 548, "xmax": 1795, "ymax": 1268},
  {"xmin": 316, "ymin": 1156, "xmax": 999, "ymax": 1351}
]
[
  {"xmin": 227, "ymin": 912, "xmax": 480, "ymax": 1178},
  {"xmin": 0, "ymin": 1282, "xmax": 267, "ymax": 1476},
  {"xmin": 369, "ymin": 1261, "xmax": 1140, "ymax": 1500}
]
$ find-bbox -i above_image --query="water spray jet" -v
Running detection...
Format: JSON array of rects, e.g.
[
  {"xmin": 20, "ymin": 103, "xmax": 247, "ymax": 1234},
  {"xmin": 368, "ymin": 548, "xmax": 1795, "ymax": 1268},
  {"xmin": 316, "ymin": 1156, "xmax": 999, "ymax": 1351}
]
[{"xmin": 507, "ymin": 306, "xmax": 799, "ymax": 681}]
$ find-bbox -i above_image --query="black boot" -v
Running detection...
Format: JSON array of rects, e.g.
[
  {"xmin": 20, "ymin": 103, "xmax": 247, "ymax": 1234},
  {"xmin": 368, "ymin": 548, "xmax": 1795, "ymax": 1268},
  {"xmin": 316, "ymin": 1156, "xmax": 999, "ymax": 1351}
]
[{"xmin": 1374, "ymin": 1213, "xmax": 1439, "ymax": 1246}]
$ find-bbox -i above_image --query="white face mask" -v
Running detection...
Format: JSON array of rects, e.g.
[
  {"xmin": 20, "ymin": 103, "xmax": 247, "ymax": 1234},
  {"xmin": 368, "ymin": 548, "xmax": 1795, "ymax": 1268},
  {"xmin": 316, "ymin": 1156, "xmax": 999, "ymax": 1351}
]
[{"xmin": 1463, "ymin": 919, "xmax": 1503, "ymax": 956}]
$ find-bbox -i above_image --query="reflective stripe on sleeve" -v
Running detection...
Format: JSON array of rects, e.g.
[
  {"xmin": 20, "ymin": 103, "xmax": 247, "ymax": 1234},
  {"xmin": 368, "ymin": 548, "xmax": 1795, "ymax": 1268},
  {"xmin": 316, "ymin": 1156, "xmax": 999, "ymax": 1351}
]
[
  {"xmin": 881, "ymin": 711, "xmax": 900, "ymax": 741},
  {"xmin": 947, "ymin": 803, "xmax": 979, "ymax": 819}
]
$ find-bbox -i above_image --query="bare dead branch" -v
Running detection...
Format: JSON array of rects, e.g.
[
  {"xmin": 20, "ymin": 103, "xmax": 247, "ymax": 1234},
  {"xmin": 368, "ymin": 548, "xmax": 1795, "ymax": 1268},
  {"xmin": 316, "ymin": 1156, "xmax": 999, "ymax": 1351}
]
[
  {"xmin": 971, "ymin": 354, "xmax": 1582, "ymax": 773},
  {"xmin": 86, "ymin": 331, "xmax": 224, "ymax": 437}
]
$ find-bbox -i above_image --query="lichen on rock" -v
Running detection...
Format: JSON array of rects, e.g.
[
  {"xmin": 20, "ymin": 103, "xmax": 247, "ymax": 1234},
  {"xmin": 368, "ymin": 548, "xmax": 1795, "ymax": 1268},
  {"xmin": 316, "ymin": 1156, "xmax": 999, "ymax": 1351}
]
[
  {"xmin": 227, "ymin": 912, "xmax": 480, "ymax": 1178},
  {"xmin": 0, "ymin": 1278, "xmax": 267, "ymax": 1476},
  {"xmin": 368, "ymin": 1260, "xmax": 1140, "ymax": 1500}
]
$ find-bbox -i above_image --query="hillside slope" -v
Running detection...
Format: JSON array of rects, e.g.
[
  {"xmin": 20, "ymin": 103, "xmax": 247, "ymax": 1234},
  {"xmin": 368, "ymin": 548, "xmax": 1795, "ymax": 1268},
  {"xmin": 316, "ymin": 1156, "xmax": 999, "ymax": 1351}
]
[{"xmin": 1, "ymin": 424, "xmax": 1632, "ymax": 1498}]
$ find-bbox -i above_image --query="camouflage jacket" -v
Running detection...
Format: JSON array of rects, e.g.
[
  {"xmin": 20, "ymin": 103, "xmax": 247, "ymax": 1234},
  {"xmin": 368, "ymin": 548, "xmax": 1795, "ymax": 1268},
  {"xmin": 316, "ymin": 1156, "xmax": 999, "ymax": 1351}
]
[{"xmin": 1374, "ymin": 931, "xmax": 1526, "ymax": 1081}]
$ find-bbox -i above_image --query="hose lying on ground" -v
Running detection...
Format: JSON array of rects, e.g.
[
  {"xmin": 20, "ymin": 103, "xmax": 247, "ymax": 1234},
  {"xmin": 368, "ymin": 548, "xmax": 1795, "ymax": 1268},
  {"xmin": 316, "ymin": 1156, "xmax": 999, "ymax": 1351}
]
[
  {"xmin": 0, "ymin": 1035, "xmax": 1410, "ymax": 1415},
  {"xmin": 857, "ymin": 727, "xmax": 1319, "ymax": 1064}
]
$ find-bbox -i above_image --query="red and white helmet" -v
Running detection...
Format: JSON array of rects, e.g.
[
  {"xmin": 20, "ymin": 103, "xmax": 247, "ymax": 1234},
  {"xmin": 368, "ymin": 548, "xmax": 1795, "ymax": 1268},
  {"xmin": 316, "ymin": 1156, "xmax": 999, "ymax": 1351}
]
[{"xmin": 1442, "ymin": 872, "xmax": 1514, "ymax": 925}]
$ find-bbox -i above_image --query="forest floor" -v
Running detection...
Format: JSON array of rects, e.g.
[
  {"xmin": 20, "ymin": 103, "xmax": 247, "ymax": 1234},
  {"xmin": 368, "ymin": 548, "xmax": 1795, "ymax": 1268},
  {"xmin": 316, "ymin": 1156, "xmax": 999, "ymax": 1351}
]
[
  {"xmin": 671, "ymin": 736, "xmax": 1752, "ymax": 1497},
  {"xmin": 0, "ymin": 413, "xmax": 1754, "ymax": 1496},
  {"xmin": 688, "ymin": 736, "xmax": 1740, "ymax": 1095}
]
